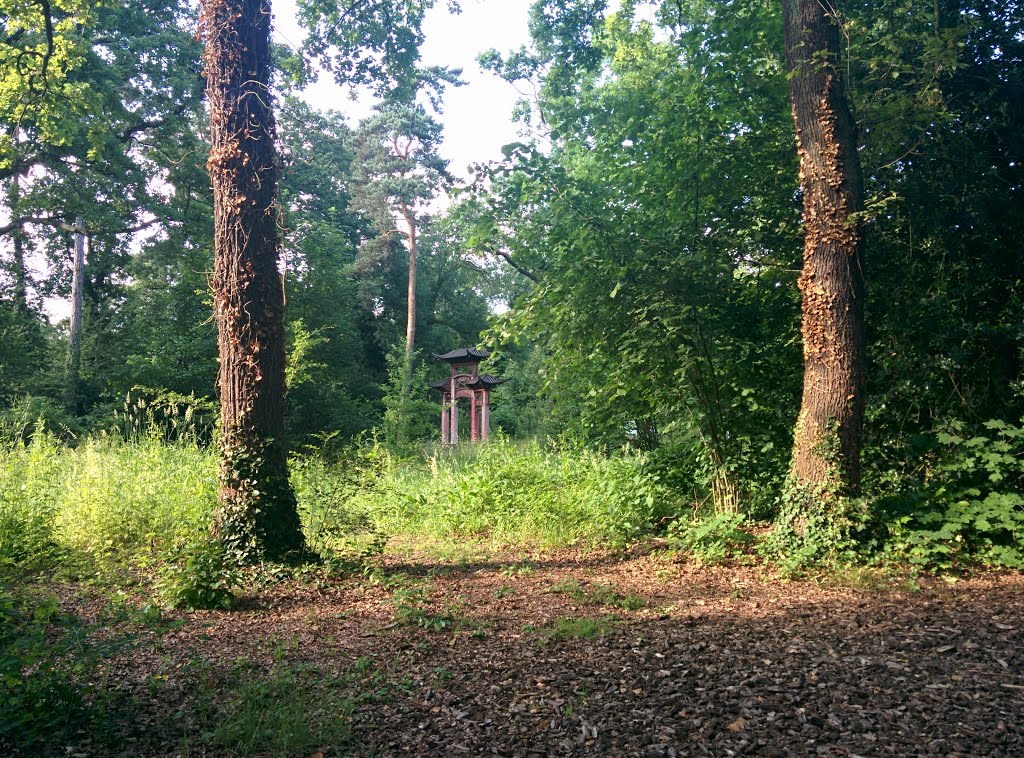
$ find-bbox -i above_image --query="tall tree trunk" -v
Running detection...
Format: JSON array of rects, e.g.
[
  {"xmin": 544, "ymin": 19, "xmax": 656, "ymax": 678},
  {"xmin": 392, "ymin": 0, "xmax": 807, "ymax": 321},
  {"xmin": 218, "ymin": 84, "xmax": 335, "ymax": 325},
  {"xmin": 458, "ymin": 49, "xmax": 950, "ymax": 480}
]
[
  {"xmin": 396, "ymin": 203, "xmax": 417, "ymax": 448},
  {"xmin": 65, "ymin": 218, "xmax": 85, "ymax": 414},
  {"xmin": 403, "ymin": 203, "xmax": 417, "ymax": 366},
  {"xmin": 783, "ymin": 0, "xmax": 867, "ymax": 496},
  {"xmin": 6, "ymin": 176, "xmax": 30, "ymax": 314},
  {"xmin": 201, "ymin": 0, "xmax": 303, "ymax": 561}
]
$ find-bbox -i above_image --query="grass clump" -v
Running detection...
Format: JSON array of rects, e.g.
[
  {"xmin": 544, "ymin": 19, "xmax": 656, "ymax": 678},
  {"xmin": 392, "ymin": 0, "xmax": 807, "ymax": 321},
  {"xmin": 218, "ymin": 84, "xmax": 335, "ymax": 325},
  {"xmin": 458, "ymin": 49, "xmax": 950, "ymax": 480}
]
[
  {"xmin": 199, "ymin": 662, "xmax": 351, "ymax": 756},
  {"xmin": 546, "ymin": 578, "xmax": 646, "ymax": 610},
  {"xmin": 526, "ymin": 615, "xmax": 618, "ymax": 641}
]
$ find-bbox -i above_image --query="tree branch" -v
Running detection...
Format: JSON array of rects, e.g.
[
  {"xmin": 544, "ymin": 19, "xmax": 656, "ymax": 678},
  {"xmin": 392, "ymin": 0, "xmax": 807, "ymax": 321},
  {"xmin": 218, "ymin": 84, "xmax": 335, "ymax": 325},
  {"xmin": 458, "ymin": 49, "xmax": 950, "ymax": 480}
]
[{"xmin": 493, "ymin": 248, "xmax": 540, "ymax": 283}]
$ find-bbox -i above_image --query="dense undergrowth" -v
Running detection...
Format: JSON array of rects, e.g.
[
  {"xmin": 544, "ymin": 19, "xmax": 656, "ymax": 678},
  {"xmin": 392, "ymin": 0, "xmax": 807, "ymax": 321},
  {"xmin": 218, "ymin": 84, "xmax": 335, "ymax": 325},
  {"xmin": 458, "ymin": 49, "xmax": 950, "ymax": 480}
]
[
  {"xmin": 1, "ymin": 424, "xmax": 1021, "ymax": 587},
  {"xmin": 1, "ymin": 423, "xmax": 1020, "ymax": 752}
]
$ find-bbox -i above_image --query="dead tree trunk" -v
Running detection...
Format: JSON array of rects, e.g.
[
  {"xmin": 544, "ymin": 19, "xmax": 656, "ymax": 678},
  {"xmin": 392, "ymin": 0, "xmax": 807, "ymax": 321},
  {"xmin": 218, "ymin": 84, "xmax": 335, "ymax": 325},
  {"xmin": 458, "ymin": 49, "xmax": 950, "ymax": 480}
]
[
  {"xmin": 783, "ymin": 0, "xmax": 867, "ymax": 497},
  {"xmin": 201, "ymin": 0, "xmax": 304, "ymax": 561}
]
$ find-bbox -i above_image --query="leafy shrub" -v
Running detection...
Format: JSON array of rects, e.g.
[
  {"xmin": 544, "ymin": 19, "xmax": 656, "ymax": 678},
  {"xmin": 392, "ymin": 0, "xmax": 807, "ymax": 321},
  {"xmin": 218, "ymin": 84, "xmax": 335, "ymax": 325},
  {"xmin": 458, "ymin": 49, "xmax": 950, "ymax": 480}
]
[
  {"xmin": 291, "ymin": 440, "xmax": 389, "ymax": 563},
  {"xmin": 668, "ymin": 512, "xmax": 754, "ymax": 564},
  {"xmin": 867, "ymin": 419, "xmax": 1024, "ymax": 571},
  {"xmin": 156, "ymin": 535, "xmax": 238, "ymax": 610},
  {"xmin": 0, "ymin": 583, "xmax": 92, "ymax": 750},
  {"xmin": 0, "ymin": 431, "xmax": 66, "ymax": 572}
]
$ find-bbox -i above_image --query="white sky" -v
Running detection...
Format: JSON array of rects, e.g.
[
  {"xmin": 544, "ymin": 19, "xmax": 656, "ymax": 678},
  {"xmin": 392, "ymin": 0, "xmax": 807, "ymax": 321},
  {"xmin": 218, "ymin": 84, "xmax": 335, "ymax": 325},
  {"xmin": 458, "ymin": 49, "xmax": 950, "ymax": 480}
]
[{"xmin": 271, "ymin": 0, "xmax": 536, "ymax": 180}]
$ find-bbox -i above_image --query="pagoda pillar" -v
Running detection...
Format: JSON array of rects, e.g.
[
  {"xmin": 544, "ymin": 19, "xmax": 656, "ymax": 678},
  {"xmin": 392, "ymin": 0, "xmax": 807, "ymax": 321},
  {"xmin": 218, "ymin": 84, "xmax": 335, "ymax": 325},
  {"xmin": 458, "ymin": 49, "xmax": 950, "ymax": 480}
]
[
  {"xmin": 470, "ymin": 391, "xmax": 479, "ymax": 442},
  {"xmin": 482, "ymin": 391, "xmax": 490, "ymax": 441},
  {"xmin": 441, "ymin": 395, "xmax": 450, "ymax": 444}
]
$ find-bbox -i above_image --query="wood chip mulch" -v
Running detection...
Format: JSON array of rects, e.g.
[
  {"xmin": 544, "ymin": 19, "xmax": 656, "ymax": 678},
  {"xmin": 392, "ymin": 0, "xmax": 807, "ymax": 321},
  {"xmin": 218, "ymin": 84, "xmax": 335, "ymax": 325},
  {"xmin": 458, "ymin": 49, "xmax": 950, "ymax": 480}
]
[{"xmin": 52, "ymin": 545, "xmax": 1024, "ymax": 757}]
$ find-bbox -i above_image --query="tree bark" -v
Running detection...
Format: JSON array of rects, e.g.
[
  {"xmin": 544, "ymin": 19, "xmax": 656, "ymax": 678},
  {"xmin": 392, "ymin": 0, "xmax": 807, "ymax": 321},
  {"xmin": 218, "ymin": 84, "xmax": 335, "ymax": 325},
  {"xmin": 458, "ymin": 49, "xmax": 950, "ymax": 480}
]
[
  {"xmin": 5, "ymin": 176, "xmax": 30, "ymax": 313},
  {"xmin": 201, "ymin": 0, "xmax": 303, "ymax": 561},
  {"xmin": 783, "ymin": 0, "xmax": 867, "ymax": 495},
  {"xmin": 403, "ymin": 202, "xmax": 417, "ymax": 365},
  {"xmin": 65, "ymin": 218, "xmax": 85, "ymax": 414}
]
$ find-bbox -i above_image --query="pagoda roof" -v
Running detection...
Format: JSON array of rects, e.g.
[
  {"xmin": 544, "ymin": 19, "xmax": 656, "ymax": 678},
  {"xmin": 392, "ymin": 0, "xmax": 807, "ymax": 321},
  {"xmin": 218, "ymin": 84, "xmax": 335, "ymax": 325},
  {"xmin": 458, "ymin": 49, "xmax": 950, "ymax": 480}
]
[
  {"xmin": 466, "ymin": 374, "xmax": 507, "ymax": 389},
  {"xmin": 435, "ymin": 347, "xmax": 490, "ymax": 363},
  {"xmin": 429, "ymin": 374, "xmax": 506, "ymax": 392}
]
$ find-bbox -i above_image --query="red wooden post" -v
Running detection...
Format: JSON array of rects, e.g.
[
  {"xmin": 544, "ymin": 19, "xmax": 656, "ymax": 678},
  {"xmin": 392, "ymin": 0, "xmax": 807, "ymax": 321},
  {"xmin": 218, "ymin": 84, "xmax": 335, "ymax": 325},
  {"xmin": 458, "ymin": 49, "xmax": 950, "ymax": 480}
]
[
  {"xmin": 441, "ymin": 394, "xmax": 450, "ymax": 444},
  {"xmin": 470, "ymin": 391, "xmax": 479, "ymax": 442}
]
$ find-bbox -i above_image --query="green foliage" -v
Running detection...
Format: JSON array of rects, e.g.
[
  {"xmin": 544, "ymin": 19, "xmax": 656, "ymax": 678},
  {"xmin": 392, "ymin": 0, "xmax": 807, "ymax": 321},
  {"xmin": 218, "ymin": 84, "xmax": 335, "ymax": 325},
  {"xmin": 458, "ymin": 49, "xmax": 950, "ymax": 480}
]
[
  {"xmin": 668, "ymin": 512, "xmax": 755, "ymax": 565},
  {"xmin": 291, "ymin": 440, "xmax": 389, "ymax": 564},
  {"xmin": 0, "ymin": 430, "xmax": 65, "ymax": 572},
  {"xmin": 528, "ymin": 615, "xmax": 617, "ymax": 641},
  {"xmin": 0, "ymin": 395, "xmax": 78, "ymax": 442},
  {"xmin": 865, "ymin": 420, "xmax": 1024, "ymax": 572},
  {"xmin": 760, "ymin": 480, "xmax": 862, "ymax": 574},
  {"xmin": 381, "ymin": 348, "xmax": 441, "ymax": 452},
  {"xmin": 472, "ymin": 0, "xmax": 800, "ymax": 504},
  {"xmin": 389, "ymin": 582, "xmax": 456, "ymax": 632},
  {"xmin": 115, "ymin": 386, "xmax": 217, "ymax": 444},
  {"xmin": 546, "ymin": 578, "xmax": 646, "ymax": 610},
  {"xmin": 0, "ymin": 583, "xmax": 97, "ymax": 752},
  {"xmin": 156, "ymin": 535, "xmax": 238, "ymax": 610},
  {"xmin": 354, "ymin": 437, "xmax": 672, "ymax": 546},
  {"xmin": 299, "ymin": 0, "xmax": 460, "ymax": 97},
  {"xmin": 57, "ymin": 434, "xmax": 217, "ymax": 564},
  {"xmin": 192, "ymin": 661, "xmax": 354, "ymax": 756}
]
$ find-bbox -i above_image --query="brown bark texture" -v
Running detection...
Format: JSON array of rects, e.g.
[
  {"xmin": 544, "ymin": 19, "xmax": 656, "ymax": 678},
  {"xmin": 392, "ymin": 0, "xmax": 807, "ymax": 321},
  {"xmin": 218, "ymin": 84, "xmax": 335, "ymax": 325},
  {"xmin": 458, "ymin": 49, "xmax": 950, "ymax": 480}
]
[
  {"xmin": 783, "ymin": 0, "xmax": 867, "ymax": 494},
  {"xmin": 201, "ymin": 0, "xmax": 303, "ymax": 560}
]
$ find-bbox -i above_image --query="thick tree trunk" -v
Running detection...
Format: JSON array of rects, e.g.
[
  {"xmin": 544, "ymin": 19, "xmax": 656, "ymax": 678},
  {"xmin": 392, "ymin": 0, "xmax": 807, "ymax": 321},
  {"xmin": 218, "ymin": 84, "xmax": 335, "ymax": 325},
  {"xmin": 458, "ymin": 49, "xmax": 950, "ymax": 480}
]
[
  {"xmin": 201, "ymin": 0, "xmax": 303, "ymax": 561},
  {"xmin": 783, "ymin": 0, "xmax": 867, "ymax": 496}
]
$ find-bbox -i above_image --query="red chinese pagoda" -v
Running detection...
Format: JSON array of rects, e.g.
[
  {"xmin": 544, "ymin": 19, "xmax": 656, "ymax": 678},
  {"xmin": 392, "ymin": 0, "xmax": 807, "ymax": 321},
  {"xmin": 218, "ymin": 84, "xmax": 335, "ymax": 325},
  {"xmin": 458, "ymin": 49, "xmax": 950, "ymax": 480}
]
[{"xmin": 430, "ymin": 347, "xmax": 505, "ymax": 444}]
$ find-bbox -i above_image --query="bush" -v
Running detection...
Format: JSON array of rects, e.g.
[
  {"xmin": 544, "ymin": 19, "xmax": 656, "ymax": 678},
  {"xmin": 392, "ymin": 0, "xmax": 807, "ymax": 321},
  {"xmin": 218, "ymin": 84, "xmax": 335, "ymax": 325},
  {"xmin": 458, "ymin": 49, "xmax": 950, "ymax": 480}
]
[
  {"xmin": 0, "ymin": 431, "xmax": 66, "ymax": 572},
  {"xmin": 668, "ymin": 512, "xmax": 754, "ymax": 564},
  {"xmin": 156, "ymin": 535, "xmax": 238, "ymax": 610},
  {"xmin": 866, "ymin": 419, "xmax": 1024, "ymax": 571},
  {"xmin": 291, "ymin": 439, "xmax": 389, "ymax": 563}
]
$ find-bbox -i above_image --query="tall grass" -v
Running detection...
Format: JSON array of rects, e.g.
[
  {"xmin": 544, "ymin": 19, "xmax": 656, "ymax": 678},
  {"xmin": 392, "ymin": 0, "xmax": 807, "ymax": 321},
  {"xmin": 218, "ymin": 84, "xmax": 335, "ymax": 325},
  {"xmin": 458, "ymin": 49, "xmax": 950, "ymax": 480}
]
[
  {"xmin": 0, "ymin": 430, "xmax": 218, "ymax": 573},
  {"xmin": 0, "ymin": 430, "xmax": 675, "ymax": 577},
  {"xmin": 346, "ymin": 437, "xmax": 674, "ymax": 546}
]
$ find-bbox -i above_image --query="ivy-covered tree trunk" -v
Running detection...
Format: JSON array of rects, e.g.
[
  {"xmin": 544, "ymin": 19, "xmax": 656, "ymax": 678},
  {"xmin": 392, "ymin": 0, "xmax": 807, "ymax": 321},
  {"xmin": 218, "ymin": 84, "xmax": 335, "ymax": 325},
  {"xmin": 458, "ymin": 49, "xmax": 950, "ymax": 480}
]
[
  {"xmin": 783, "ymin": 0, "xmax": 867, "ymax": 497},
  {"xmin": 201, "ymin": 0, "xmax": 304, "ymax": 561}
]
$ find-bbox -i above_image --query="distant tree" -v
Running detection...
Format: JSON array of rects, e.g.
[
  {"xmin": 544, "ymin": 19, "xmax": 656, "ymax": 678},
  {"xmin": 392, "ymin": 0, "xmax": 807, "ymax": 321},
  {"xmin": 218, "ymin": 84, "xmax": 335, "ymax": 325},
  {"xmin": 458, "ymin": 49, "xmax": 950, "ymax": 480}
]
[{"xmin": 353, "ymin": 89, "xmax": 455, "ymax": 363}]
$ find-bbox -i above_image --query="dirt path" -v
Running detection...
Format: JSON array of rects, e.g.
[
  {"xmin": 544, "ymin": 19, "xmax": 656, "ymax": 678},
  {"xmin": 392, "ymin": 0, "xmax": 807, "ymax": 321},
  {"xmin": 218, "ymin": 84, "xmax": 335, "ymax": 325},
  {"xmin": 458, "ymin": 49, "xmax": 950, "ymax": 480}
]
[{"xmin": 61, "ymin": 545, "xmax": 1024, "ymax": 756}]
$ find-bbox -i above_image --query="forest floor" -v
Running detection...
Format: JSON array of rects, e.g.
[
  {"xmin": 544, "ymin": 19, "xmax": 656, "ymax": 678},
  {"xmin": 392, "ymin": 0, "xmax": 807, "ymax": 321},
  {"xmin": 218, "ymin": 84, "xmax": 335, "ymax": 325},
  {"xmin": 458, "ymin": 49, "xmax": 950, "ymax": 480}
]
[{"xmin": 51, "ymin": 541, "xmax": 1024, "ymax": 757}]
